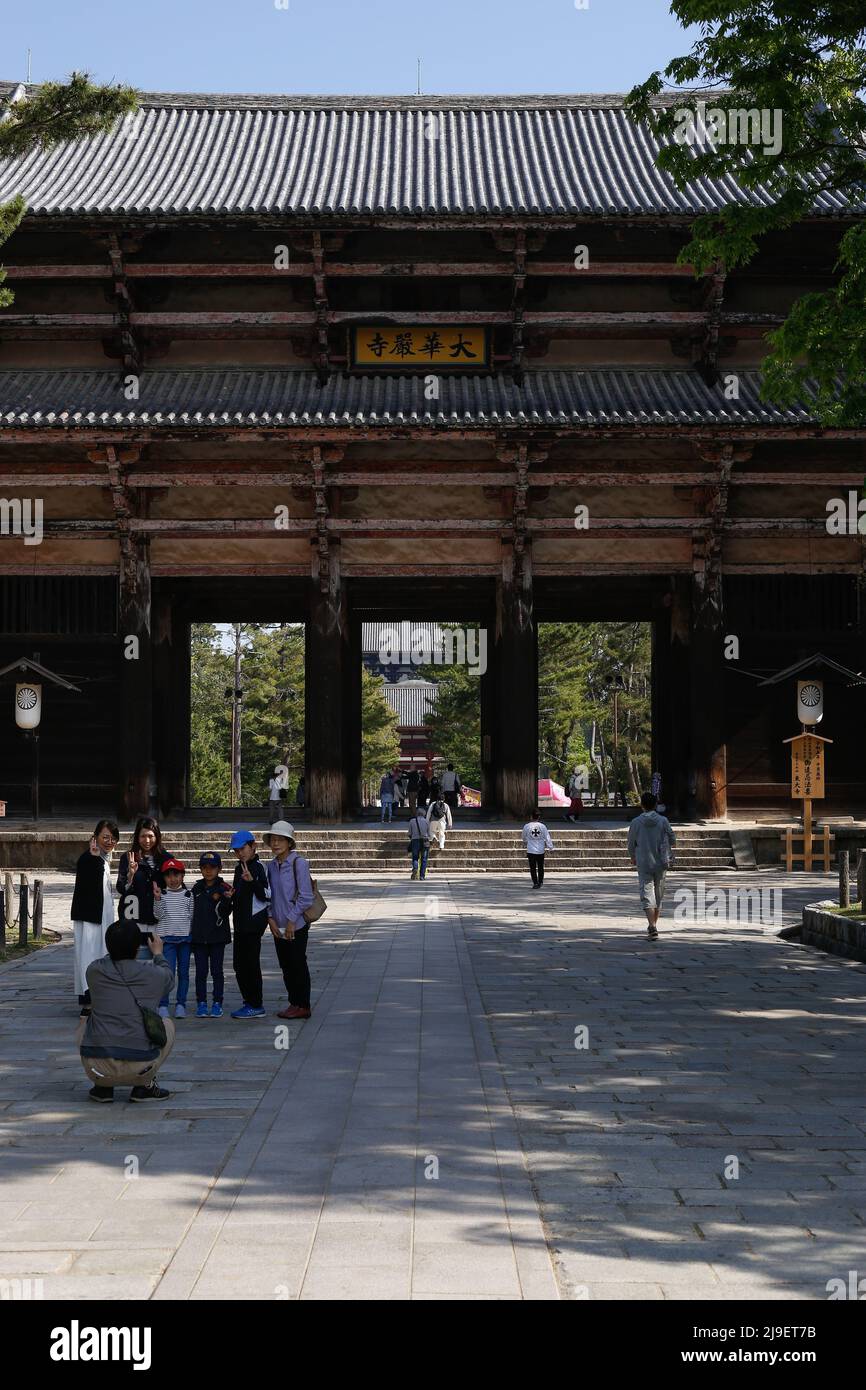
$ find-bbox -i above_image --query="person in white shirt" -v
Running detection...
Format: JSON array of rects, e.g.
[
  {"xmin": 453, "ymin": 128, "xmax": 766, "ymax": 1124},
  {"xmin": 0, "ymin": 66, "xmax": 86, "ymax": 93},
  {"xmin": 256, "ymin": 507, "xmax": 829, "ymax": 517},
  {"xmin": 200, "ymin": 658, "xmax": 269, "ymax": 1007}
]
[
  {"xmin": 522, "ymin": 820, "xmax": 554, "ymax": 888},
  {"xmin": 426, "ymin": 796, "xmax": 453, "ymax": 852},
  {"xmin": 440, "ymin": 764, "xmax": 462, "ymax": 814},
  {"xmin": 268, "ymin": 771, "xmax": 283, "ymax": 825}
]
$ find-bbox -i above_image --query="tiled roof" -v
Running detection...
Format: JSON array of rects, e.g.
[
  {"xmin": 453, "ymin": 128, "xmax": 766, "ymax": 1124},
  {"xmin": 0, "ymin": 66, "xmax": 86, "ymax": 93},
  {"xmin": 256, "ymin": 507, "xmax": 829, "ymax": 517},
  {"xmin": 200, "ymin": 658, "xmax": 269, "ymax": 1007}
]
[
  {"xmin": 0, "ymin": 367, "xmax": 820, "ymax": 429},
  {"xmin": 0, "ymin": 90, "xmax": 856, "ymax": 219},
  {"xmin": 381, "ymin": 680, "xmax": 438, "ymax": 727}
]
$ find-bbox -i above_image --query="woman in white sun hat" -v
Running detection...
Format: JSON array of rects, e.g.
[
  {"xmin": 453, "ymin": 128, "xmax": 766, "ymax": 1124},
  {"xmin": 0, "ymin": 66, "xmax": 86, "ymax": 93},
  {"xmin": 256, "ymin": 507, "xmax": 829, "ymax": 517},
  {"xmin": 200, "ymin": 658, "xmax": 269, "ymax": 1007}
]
[{"xmin": 265, "ymin": 821, "xmax": 316, "ymax": 1020}]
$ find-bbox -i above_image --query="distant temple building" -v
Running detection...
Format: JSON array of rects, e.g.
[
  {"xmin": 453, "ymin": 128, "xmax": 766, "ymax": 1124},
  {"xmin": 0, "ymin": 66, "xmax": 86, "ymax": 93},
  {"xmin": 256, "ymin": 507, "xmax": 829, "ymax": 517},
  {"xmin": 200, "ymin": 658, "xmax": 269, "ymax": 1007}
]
[{"xmin": 361, "ymin": 623, "xmax": 439, "ymax": 769}]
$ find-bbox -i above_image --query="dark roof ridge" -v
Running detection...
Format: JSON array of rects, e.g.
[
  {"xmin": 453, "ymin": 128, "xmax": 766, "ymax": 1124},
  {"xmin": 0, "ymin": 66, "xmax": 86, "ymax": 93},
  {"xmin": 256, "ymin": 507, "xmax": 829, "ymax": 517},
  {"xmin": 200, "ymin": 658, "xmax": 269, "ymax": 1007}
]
[{"xmin": 0, "ymin": 83, "xmax": 730, "ymax": 111}]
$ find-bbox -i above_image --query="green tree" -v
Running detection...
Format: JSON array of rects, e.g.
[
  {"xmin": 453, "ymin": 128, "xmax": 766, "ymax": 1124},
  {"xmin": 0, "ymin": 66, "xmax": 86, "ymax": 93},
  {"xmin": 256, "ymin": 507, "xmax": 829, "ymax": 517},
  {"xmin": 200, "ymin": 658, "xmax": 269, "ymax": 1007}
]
[
  {"xmin": 1, "ymin": 74, "xmax": 137, "ymax": 307},
  {"xmin": 538, "ymin": 623, "xmax": 652, "ymax": 804},
  {"xmin": 582, "ymin": 622, "xmax": 652, "ymax": 803},
  {"xmin": 628, "ymin": 3, "xmax": 866, "ymax": 424},
  {"xmin": 538, "ymin": 624, "xmax": 593, "ymax": 785},
  {"xmin": 420, "ymin": 663, "xmax": 483, "ymax": 789},
  {"xmin": 189, "ymin": 624, "xmax": 232, "ymax": 805},
  {"xmin": 240, "ymin": 624, "xmax": 305, "ymax": 805},
  {"xmin": 361, "ymin": 667, "xmax": 401, "ymax": 790}
]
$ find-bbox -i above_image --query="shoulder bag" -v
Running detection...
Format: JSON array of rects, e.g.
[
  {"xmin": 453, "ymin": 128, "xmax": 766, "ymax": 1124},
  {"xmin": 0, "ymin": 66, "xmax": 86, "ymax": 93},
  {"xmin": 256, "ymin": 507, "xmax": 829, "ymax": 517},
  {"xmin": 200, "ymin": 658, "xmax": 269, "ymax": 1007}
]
[
  {"xmin": 292, "ymin": 857, "xmax": 327, "ymax": 925},
  {"xmin": 112, "ymin": 961, "xmax": 167, "ymax": 1048}
]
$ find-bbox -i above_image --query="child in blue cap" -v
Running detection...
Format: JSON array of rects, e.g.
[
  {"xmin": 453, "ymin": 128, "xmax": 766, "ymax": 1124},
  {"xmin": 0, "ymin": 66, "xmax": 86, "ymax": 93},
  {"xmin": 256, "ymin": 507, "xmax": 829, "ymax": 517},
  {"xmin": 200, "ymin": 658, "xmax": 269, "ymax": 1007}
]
[
  {"xmin": 191, "ymin": 852, "xmax": 233, "ymax": 1017},
  {"xmin": 228, "ymin": 831, "xmax": 271, "ymax": 1018}
]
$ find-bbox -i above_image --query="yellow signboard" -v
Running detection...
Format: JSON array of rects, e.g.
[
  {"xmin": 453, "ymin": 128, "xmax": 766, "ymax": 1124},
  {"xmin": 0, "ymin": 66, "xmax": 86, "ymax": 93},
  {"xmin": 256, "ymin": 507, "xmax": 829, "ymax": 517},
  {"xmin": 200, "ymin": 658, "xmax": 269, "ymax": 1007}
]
[
  {"xmin": 790, "ymin": 734, "xmax": 826, "ymax": 800},
  {"xmin": 350, "ymin": 326, "xmax": 489, "ymax": 370}
]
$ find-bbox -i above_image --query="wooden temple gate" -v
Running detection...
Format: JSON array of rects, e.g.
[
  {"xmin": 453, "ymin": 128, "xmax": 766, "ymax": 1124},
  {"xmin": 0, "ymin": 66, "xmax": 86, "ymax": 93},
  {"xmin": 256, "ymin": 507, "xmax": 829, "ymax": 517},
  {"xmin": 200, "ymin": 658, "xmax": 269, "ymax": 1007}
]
[{"xmin": 0, "ymin": 92, "xmax": 864, "ymax": 822}]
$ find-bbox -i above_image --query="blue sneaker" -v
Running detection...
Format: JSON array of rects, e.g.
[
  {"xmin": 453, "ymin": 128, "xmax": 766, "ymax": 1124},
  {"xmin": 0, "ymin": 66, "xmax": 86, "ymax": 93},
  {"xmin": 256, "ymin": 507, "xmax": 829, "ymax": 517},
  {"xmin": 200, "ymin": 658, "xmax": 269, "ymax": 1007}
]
[
  {"xmin": 230, "ymin": 1004, "xmax": 266, "ymax": 1019},
  {"xmin": 196, "ymin": 1001, "xmax": 209, "ymax": 1018},
  {"xmin": 210, "ymin": 1002, "xmax": 223, "ymax": 1017}
]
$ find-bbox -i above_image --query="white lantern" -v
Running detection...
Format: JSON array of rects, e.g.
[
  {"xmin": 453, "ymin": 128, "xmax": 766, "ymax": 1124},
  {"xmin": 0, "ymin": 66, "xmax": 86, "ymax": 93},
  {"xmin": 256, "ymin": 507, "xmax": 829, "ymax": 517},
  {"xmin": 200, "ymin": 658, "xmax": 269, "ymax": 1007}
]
[
  {"xmin": 797, "ymin": 679, "xmax": 823, "ymax": 725},
  {"xmin": 15, "ymin": 682, "xmax": 42, "ymax": 730}
]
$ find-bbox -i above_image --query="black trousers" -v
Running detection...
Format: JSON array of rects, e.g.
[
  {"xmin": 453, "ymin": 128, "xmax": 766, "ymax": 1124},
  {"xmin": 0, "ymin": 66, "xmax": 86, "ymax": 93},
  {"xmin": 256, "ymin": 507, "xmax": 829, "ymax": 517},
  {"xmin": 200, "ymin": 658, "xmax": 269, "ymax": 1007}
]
[
  {"xmin": 193, "ymin": 943, "xmax": 226, "ymax": 1003},
  {"xmin": 528, "ymin": 852, "xmax": 545, "ymax": 885},
  {"xmin": 233, "ymin": 924, "xmax": 267, "ymax": 1008},
  {"xmin": 274, "ymin": 926, "xmax": 311, "ymax": 1008}
]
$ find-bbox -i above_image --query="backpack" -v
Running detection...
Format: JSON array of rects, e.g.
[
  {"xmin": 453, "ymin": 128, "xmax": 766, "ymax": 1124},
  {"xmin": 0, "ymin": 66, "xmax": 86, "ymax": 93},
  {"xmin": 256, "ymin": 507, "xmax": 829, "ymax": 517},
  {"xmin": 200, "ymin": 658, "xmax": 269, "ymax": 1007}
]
[{"xmin": 431, "ymin": 800, "xmax": 447, "ymax": 820}]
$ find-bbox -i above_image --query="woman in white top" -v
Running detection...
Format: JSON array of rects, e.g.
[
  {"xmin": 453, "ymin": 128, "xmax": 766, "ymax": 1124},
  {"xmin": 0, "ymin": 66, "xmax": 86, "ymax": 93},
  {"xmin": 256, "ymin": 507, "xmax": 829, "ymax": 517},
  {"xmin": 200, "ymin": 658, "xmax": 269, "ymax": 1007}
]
[
  {"xmin": 70, "ymin": 819, "xmax": 120, "ymax": 1016},
  {"xmin": 521, "ymin": 820, "xmax": 554, "ymax": 889}
]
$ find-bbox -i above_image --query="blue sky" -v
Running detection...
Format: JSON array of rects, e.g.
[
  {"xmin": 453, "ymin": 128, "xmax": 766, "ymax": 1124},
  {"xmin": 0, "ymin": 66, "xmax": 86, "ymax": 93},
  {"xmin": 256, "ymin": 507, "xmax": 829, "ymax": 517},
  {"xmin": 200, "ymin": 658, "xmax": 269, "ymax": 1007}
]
[{"xmin": 2, "ymin": 0, "xmax": 696, "ymax": 96}]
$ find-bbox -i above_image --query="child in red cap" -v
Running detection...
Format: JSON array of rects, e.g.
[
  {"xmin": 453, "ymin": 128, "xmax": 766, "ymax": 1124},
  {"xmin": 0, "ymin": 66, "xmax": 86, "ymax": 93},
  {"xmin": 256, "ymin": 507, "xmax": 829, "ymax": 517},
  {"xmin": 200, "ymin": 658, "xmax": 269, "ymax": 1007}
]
[{"xmin": 153, "ymin": 859, "xmax": 193, "ymax": 1018}]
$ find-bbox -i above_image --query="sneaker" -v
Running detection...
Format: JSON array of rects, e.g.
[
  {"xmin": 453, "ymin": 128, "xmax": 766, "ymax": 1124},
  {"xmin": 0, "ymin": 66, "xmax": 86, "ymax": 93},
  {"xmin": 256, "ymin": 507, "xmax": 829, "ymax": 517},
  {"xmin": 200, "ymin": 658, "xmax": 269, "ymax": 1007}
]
[
  {"xmin": 158, "ymin": 1005, "xmax": 169, "ymax": 1019},
  {"xmin": 196, "ymin": 1001, "xmax": 209, "ymax": 1018},
  {"xmin": 210, "ymin": 1002, "xmax": 223, "ymax": 1017},
  {"xmin": 277, "ymin": 1004, "xmax": 311, "ymax": 1019},
  {"xmin": 129, "ymin": 1083, "xmax": 171, "ymax": 1102},
  {"xmin": 648, "ymin": 927, "xmax": 659, "ymax": 940},
  {"xmin": 88, "ymin": 1085, "xmax": 114, "ymax": 1103},
  {"xmin": 175, "ymin": 1004, "xmax": 186, "ymax": 1019},
  {"xmin": 231, "ymin": 1004, "xmax": 266, "ymax": 1019},
  {"xmin": 411, "ymin": 869, "xmax": 419, "ymax": 880}
]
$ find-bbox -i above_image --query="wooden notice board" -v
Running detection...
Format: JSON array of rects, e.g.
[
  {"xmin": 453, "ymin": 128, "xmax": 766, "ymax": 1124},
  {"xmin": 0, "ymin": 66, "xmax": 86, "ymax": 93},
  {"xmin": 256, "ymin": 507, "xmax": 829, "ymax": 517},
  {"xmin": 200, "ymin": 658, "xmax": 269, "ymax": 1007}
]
[{"xmin": 789, "ymin": 733, "xmax": 826, "ymax": 800}]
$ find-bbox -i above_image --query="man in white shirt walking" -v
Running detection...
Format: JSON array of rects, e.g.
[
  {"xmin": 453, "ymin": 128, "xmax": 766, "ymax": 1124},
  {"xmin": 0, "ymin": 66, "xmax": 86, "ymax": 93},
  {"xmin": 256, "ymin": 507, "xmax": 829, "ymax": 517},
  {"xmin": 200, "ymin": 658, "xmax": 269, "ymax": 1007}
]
[
  {"xmin": 522, "ymin": 820, "xmax": 554, "ymax": 888},
  {"xmin": 627, "ymin": 792, "xmax": 677, "ymax": 940}
]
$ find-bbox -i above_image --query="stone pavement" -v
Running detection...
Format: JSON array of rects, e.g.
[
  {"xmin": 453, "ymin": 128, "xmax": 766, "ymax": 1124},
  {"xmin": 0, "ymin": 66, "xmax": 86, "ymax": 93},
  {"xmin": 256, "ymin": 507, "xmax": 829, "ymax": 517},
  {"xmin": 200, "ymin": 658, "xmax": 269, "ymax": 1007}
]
[{"xmin": 0, "ymin": 867, "xmax": 864, "ymax": 1300}]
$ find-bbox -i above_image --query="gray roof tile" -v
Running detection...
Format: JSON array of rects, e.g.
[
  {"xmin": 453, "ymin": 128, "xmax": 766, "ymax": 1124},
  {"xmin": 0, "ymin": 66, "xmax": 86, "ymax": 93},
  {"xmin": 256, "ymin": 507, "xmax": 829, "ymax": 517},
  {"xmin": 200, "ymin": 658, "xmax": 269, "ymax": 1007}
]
[
  {"xmin": 0, "ymin": 92, "xmax": 856, "ymax": 218},
  {"xmin": 0, "ymin": 367, "xmax": 816, "ymax": 429}
]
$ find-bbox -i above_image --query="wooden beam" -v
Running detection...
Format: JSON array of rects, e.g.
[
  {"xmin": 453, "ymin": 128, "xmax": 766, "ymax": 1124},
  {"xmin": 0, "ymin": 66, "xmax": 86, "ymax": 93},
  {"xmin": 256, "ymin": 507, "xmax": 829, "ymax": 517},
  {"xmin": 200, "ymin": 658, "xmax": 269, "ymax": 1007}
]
[
  {"xmin": 1, "ymin": 259, "xmax": 702, "ymax": 280},
  {"xmin": 4, "ymin": 465, "xmax": 864, "ymax": 490}
]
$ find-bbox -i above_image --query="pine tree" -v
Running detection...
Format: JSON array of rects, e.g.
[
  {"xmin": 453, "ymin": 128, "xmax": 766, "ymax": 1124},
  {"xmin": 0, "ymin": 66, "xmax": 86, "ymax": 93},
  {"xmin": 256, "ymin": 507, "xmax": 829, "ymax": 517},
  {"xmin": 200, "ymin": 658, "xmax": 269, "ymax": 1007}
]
[{"xmin": 1, "ymin": 74, "xmax": 137, "ymax": 307}]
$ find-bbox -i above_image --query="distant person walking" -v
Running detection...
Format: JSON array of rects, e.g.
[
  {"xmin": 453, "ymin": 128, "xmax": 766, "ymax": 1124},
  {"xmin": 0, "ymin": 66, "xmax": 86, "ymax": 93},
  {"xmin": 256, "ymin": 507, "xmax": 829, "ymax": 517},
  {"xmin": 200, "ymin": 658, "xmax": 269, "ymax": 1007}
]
[
  {"xmin": 522, "ymin": 819, "xmax": 554, "ymax": 888},
  {"xmin": 268, "ymin": 770, "xmax": 283, "ymax": 824},
  {"xmin": 565, "ymin": 768, "xmax": 584, "ymax": 823},
  {"xmin": 266, "ymin": 821, "xmax": 315, "ymax": 1020},
  {"xmin": 406, "ymin": 768, "xmax": 420, "ymax": 814},
  {"xmin": 296, "ymin": 774, "xmax": 306, "ymax": 808},
  {"xmin": 379, "ymin": 770, "xmax": 396, "ymax": 822},
  {"xmin": 427, "ymin": 795, "xmax": 452, "ymax": 852},
  {"xmin": 417, "ymin": 770, "xmax": 430, "ymax": 812},
  {"xmin": 70, "ymin": 819, "xmax": 120, "ymax": 1017},
  {"xmin": 394, "ymin": 771, "xmax": 407, "ymax": 808},
  {"xmin": 440, "ymin": 764, "xmax": 461, "ymax": 814},
  {"xmin": 627, "ymin": 792, "xmax": 676, "ymax": 940},
  {"xmin": 408, "ymin": 811, "xmax": 431, "ymax": 880}
]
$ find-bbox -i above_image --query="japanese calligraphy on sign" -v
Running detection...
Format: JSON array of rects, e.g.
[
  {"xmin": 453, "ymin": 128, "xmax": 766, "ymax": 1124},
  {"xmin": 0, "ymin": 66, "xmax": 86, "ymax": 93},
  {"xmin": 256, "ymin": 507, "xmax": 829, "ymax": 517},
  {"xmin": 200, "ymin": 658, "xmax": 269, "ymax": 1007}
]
[
  {"xmin": 789, "ymin": 734, "xmax": 826, "ymax": 800},
  {"xmin": 350, "ymin": 326, "xmax": 489, "ymax": 370}
]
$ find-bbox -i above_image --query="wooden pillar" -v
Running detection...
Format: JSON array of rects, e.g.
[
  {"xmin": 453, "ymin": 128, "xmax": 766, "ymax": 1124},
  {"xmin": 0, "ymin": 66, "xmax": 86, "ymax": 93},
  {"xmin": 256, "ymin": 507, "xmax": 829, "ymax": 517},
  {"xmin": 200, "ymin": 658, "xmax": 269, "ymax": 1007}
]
[
  {"xmin": 691, "ymin": 568, "xmax": 727, "ymax": 820},
  {"xmin": 305, "ymin": 542, "xmax": 347, "ymax": 822},
  {"xmin": 152, "ymin": 584, "xmax": 189, "ymax": 817},
  {"xmin": 495, "ymin": 541, "xmax": 537, "ymax": 819},
  {"xmin": 480, "ymin": 648, "xmax": 496, "ymax": 810},
  {"xmin": 343, "ymin": 613, "xmax": 362, "ymax": 815},
  {"xmin": 654, "ymin": 580, "xmax": 692, "ymax": 820},
  {"xmin": 118, "ymin": 536, "xmax": 153, "ymax": 821}
]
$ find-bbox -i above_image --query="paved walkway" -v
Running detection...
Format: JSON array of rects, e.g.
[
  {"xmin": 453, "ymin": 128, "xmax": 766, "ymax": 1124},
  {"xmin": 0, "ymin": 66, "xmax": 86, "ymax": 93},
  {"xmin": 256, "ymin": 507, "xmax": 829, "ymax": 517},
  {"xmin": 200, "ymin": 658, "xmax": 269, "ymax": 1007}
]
[{"xmin": 0, "ymin": 869, "xmax": 863, "ymax": 1300}]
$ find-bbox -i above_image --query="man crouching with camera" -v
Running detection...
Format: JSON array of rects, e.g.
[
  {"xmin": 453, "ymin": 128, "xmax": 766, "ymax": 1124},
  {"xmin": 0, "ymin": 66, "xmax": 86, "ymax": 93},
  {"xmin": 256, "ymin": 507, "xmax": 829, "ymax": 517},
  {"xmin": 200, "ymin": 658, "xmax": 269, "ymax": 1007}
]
[{"xmin": 78, "ymin": 919, "xmax": 176, "ymax": 1103}]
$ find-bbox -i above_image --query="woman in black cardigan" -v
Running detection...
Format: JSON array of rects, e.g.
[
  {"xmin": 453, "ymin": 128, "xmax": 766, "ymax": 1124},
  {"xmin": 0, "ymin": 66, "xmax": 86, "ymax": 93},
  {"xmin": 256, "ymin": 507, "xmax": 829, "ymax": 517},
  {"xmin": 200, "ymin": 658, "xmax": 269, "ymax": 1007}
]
[
  {"xmin": 71, "ymin": 819, "xmax": 120, "ymax": 1016},
  {"xmin": 116, "ymin": 817, "xmax": 172, "ymax": 956}
]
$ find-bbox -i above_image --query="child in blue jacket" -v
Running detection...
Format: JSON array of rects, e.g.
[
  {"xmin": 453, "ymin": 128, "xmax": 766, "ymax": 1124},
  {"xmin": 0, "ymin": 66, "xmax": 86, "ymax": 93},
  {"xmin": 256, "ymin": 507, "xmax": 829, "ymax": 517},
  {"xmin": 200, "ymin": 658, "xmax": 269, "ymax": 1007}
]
[{"xmin": 191, "ymin": 852, "xmax": 233, "ymax": 1017}]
